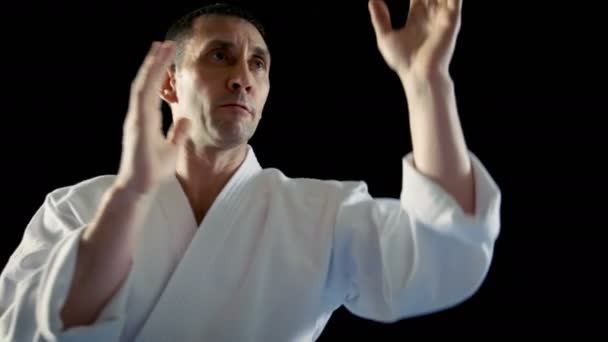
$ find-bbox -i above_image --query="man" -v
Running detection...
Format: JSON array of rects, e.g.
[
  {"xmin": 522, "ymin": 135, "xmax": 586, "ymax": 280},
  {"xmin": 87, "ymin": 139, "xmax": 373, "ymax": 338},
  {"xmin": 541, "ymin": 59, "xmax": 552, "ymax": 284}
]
[{"xmin": 0, "ymin": 1, "xmax": 501, "ymax": 341}]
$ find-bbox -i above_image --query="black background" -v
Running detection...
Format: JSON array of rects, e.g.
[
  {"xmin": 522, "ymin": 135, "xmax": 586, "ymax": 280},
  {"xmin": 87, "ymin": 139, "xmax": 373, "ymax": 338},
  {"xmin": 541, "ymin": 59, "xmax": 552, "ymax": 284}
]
[{"xmin": 1, "ymin": 0, "xmax": 604, "ymax": 339}]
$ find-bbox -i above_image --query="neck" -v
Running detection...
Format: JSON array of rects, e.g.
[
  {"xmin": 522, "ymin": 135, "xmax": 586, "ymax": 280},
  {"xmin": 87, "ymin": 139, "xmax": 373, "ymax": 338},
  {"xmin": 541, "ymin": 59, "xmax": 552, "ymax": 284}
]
[{"xmin": 175, "ymin": 141, "xmax": 249, "ymax": 212}]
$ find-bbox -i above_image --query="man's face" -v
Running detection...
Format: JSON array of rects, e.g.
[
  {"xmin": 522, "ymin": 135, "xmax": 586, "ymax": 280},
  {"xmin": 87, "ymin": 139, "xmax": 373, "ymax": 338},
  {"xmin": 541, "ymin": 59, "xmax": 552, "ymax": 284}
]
[{"xmin": 169, "ymin": 15, "xmax": 271, "ymax": 149}]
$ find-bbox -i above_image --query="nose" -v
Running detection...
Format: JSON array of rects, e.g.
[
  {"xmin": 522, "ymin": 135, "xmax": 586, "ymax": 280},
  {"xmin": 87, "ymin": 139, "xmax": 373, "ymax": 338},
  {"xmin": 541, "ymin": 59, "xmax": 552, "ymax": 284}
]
[{"xmin": 227, "ymin": 62, "xmax": 253, "ymax": 93}]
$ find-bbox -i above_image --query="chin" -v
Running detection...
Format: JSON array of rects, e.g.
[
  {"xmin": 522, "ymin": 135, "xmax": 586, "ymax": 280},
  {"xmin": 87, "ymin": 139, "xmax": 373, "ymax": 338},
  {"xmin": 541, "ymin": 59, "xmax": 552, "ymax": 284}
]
[
  {"xmin": 212, "ymin": 130, "xmax": 251, "ymax": 149},
  {"xmin": 216, "ymin": 119, "xmax": 257, "ymax": 142}
]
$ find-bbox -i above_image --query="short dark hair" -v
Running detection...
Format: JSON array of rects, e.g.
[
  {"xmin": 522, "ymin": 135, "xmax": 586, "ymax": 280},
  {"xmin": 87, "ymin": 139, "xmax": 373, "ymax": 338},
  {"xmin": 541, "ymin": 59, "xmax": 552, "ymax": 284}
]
[{"xmin": 165, "ymin": 2, "xmax": 268, "ymax": 69}]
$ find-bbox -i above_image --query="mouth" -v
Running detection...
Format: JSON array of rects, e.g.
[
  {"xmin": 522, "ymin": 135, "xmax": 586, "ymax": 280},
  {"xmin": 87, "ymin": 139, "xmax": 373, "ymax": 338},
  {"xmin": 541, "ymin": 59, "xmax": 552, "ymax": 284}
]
[{"xmin": 220, "ymin": 103, "xmax": 251, "ymax": 114}]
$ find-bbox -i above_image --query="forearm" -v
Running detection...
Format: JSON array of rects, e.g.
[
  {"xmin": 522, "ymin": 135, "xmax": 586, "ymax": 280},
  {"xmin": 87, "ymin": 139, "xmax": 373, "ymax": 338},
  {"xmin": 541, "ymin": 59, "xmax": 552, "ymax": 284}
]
[
  {"xmin": 401, "ymin": 72, "xmax": 475, "ymax": 215},
  {"xmin": 60, "ymin": 184, "xmax": 155, "ymax": 329}
]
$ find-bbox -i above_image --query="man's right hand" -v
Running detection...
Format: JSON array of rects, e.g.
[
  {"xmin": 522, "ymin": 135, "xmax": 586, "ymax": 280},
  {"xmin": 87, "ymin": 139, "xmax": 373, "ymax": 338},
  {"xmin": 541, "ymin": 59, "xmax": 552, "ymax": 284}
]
[
  {"xmin": 60, "ymin": 41, "xmax": 191, "ymax": 330},
  {"xmin": 115, "ymin": 41, "xmax": 191, "ymax": 195}
]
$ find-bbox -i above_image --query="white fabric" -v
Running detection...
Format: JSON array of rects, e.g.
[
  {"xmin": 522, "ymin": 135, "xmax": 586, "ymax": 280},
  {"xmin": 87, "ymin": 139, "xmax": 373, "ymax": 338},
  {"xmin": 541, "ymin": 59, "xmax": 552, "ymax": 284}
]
[{"xmin": 1, "ymin": 145, "xmax": 501, "ymax": 341}]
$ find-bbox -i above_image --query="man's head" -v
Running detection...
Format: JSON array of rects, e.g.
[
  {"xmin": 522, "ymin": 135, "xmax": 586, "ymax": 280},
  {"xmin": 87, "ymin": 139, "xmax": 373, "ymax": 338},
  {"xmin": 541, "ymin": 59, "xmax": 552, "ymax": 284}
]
[{"xmin": 160, "ymin": 3, "xmax": 271, "ymax": 150}]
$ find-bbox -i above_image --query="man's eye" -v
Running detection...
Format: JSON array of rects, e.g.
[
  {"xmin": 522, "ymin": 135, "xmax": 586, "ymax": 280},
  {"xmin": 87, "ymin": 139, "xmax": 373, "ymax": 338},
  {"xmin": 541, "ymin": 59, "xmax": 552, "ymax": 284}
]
[
  {"xmin": 253, "ymin": 59, "xmax": 266, "ymax": 69},
  {"xmin": 211, "ymin": 51, "xmax": 226, "ymax": 61}
]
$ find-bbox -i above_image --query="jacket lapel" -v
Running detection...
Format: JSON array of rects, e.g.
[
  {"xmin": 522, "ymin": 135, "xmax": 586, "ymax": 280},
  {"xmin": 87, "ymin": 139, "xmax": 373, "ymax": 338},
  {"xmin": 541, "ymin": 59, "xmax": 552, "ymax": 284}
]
[{"xmin": 134, "ymin": 145, "xmax": 262, "ymax": 341}]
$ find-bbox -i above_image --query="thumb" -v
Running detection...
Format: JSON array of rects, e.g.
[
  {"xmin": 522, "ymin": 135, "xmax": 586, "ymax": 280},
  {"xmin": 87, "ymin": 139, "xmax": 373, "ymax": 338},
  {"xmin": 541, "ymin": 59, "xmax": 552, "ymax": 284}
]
[
  {"xmin": 368, "ymin": 0, "xmax": 392, "ymax": 39},
  {"xmin": 167, "ymin": 117, "xmax": 191, "ymax": 147}
]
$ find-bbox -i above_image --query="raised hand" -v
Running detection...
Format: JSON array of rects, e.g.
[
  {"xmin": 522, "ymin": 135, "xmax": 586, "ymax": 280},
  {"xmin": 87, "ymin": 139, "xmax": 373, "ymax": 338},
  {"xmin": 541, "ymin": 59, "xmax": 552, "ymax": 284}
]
[
  {"xmin": 368, "ymin": 0, "xmax": 463, "ymax": 80},
  {"xmin": 115, "ymin": 41, "xmax": 191, "ymax": 195}
]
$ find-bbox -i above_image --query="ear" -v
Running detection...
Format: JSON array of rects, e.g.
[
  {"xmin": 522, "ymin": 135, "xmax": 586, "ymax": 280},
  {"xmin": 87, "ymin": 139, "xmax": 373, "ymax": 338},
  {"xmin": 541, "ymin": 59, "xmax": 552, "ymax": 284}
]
[{"xmin": 159, "ymin": 67, "xmax": 179, "ymax": 104}]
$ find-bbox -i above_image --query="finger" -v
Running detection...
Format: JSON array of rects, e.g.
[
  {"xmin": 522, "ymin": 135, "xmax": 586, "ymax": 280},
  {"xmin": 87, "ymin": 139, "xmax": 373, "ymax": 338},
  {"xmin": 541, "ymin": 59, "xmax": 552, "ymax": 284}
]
[
  {"xmin": 130, "ymin": 42, "xmax": 174, "ymax": 102},
  {"xmin": 141, "ymin": 42, "xmax": 176, "ymax": 105},
  {"xmin": 368, "ymin": 0, "xmax": 392, "ymax": 38},
  {"xmin": 141, "ymin": 41, "xmax": 162, "ymax": 73},
  {"xmin": 126, "ymin": 43, "xmax": 173, "ymax": 134},
  {"xmin": 410, "ymin": 0, "xmax": 424, "ymax": 10},
  {"xmin": 131, "ymin": 42, "xmax": 176, "ymax": 134},
  {"xmin": 129, "ymin": 42, "xmax": 161, "ymax": 106},
  {"xmin": 131, "ymin": 42, "xmax": 164, "ymax": 89},
  {"xmin": 405, "ymin": 0, "xmax": 429, "ymax": 30},
  {"xmin": 126, "ymin": 42, "xmax": 163, "ymax": 127},
  {"xmin": 428, "ymin": 0, "xmax": 438, "ymax": 14},
  {"xmin": 447, "ymin": 0, "xmax": 462, "ymax": 12}
]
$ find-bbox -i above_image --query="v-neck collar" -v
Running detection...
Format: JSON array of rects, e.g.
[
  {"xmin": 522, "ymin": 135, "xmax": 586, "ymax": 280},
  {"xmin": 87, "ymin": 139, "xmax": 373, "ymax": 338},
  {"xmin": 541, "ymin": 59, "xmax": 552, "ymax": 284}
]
[
  {"xmin": 157, "ymin": 143, "xmax": 263, "ymax": 233},
  {"xmin": 133, "ymin": 145, "xmax": 264, "ymax": 341}
]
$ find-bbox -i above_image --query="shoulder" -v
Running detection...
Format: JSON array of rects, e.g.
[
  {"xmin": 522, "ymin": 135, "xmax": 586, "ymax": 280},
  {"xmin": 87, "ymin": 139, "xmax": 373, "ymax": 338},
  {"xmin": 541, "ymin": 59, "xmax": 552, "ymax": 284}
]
[
  {"xmin": 47, "ymin": 174, "xmax": 116, "ymax": 204},
  {"xmin": 11, "ymin": 175, "xmax": 118, "ymax": 248},
  {"xmin": 44, "ymin": 174, "xmax": 117, "ymax": 220},
  {"xmin": 252, "ymin": 167, "xmax": 370, "ymax": 203}
]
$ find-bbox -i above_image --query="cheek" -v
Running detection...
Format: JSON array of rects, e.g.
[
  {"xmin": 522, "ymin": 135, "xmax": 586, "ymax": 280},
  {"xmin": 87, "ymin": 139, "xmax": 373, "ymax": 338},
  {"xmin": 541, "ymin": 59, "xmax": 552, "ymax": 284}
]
[
  {"xmin": 257, "ymin": 84, "xmax": 270, "ymax": 107},
  {"xmin": 181, "ymin": 80, "xmax": 211, "ymax": 106},
  {"xmin": 196, "ymin": 76, "xmax": 225, "ymax": 100}
]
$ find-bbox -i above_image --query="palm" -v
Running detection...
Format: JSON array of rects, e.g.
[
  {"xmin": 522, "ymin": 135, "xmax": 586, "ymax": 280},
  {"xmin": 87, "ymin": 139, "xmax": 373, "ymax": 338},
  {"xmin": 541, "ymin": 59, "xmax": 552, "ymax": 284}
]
[
  {"xmin": 116, "ymin": 42, "xmax": 191, "ymax": 195},
  {"xmin": 369, "ymin": 0, "xmax": 462, "ymax": 79}
]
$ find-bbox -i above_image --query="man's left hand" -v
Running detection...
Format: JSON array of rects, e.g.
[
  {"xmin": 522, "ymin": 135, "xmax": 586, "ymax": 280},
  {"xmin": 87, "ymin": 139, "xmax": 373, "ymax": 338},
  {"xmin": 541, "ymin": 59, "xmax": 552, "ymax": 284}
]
[{"xmin": 368, "ymin": 0, "xmax": 463, "ymax": 81}]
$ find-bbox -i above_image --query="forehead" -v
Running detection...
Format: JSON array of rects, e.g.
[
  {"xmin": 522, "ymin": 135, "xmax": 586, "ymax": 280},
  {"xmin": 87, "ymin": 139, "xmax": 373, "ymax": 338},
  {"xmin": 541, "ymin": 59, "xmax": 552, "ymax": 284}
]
[{"xmin": 188, "ymin": 15, "xmax": 267, "ymax": 51}]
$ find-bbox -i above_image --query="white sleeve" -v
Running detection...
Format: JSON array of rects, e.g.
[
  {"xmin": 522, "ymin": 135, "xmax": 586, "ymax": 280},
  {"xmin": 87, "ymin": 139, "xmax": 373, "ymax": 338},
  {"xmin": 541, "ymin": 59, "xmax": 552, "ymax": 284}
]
[
  {"xmin": 0, "ymin": 188, "xmax": 133, "ymax": 341},
  {"xmin": 329, "ymin": 151, "xmax": 501, "ymax": 323}
]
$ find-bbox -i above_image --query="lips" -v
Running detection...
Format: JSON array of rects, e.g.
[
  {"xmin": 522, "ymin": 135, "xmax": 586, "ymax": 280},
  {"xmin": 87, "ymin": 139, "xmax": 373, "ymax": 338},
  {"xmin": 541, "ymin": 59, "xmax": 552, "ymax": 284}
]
[{"xmin": 220, "ymin": 103, "xmax": 251, "ymax": 114}]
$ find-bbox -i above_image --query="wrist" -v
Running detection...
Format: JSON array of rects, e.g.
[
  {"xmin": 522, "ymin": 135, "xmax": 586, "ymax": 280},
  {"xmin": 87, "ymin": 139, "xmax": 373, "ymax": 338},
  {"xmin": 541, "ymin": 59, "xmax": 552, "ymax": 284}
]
[
  {"xmin": 81, "ymin": 181, "xmax": 156, "ymax": 246},
  {"xmin": 111, "ymin": 174, "xmax": 161, "ymax": 199},
  {"xmin": 399, "ymin": 70, "xmax": 454, "ymax": 98},
  {"xmin": 105, "ymin": 183, "xmax": 158, "ymax": 216},
  {"xmin": 398, "ymin": 68, "xmax": 452, "ymax": 88}
]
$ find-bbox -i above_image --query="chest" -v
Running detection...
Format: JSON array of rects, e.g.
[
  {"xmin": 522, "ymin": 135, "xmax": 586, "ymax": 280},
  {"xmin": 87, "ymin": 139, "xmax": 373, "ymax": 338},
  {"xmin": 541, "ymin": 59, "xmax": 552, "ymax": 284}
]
[
  {"xmin": 127, "ymin": 191, "xmax": 339, "ymax": 340},
  {"xmin": 188, "ymin": 191, "xmax": 217, "ymax": 226},
  {"xmin": 193, "ymin": 204, "xmax": 210, "ymax": 227}
]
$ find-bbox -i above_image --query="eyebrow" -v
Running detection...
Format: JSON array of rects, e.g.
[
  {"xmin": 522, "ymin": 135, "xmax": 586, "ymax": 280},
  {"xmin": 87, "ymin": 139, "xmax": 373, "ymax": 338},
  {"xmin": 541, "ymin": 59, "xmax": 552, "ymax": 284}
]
[{"xmin": 205, "ymin": 39, "xmax": 271, "ymax": 64}]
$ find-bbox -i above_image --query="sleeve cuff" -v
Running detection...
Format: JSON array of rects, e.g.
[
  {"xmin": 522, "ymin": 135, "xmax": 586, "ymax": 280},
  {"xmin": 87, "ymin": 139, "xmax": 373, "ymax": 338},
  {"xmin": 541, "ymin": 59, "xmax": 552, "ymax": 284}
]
[
  {"xmin": 36, "ymin": 226, "xmax": 133, "ymax": 340},
  {"xmin": 400, "ymin": 151, "xmax": 502, "ymax": 244}
]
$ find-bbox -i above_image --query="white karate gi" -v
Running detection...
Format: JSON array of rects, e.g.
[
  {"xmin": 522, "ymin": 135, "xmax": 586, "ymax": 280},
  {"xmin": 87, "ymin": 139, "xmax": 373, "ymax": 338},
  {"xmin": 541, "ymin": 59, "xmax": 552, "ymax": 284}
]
[{"xmin": 1, "ymin": 145, "xmax": 501, "ymax": 341}]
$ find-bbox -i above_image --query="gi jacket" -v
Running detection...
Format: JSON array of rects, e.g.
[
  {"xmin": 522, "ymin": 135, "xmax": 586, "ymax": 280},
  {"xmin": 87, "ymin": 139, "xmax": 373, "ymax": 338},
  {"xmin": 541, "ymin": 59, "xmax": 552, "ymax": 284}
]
[{"xmin": 1, "ymin": 145, "xmax": 501, "ymax": 341}]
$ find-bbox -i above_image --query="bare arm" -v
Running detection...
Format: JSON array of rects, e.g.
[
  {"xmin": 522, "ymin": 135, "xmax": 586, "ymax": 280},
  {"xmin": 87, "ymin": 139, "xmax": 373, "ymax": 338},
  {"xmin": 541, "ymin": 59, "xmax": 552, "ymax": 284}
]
[
  {"xmin": 59, "ymin": 185, "xmax": 154, "ymax": 328},
  {"xmin": 402, "ymin": 74, "xmax": 475, "ymax": 214},
  {"xmin": 59, "ymin": 40, "xmax": 191, "ymax": 329},
  {"xmin": 368, "ymin": 0, "xmax": 474, "ymax": 214}
]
